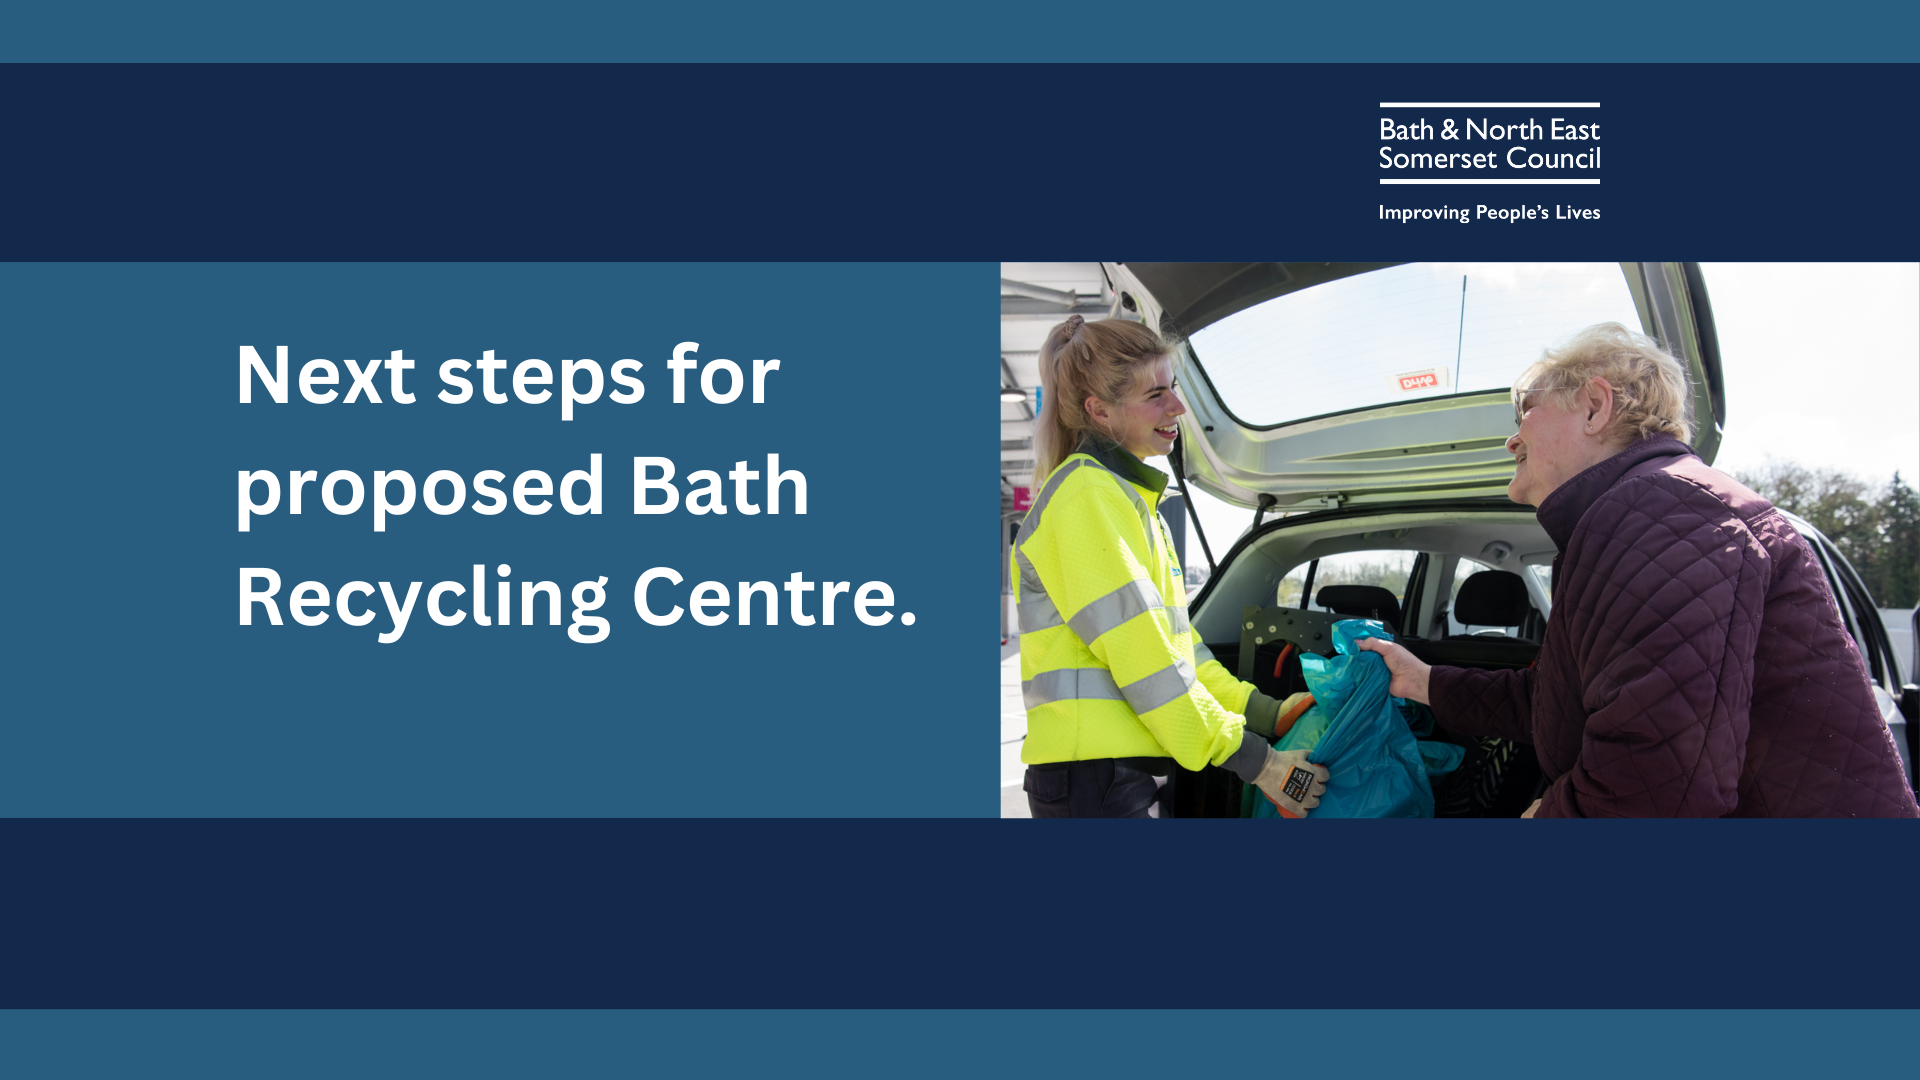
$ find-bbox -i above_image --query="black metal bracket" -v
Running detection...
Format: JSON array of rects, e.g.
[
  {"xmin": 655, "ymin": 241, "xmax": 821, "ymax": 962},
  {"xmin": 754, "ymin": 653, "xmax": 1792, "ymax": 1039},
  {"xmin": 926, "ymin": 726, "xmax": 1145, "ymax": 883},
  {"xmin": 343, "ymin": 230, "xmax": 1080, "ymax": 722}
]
[{"xmin": 1235, "ymin": 604, "xmax": 1341, "ymax": 681}]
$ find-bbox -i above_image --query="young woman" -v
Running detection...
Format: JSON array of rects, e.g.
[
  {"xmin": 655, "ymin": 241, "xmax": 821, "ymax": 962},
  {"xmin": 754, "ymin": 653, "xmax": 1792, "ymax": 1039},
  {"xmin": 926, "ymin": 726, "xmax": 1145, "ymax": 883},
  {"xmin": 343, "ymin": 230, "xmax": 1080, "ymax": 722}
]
[{"xmin": 1014, "ymin": 315, "xmax": 1327, "ymax": 818}]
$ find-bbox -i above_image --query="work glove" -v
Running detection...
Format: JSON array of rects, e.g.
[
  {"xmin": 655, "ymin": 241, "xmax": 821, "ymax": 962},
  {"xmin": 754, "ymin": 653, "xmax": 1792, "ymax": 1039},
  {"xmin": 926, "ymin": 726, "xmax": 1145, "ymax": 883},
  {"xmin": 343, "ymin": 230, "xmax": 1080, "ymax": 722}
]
[{"xmin": 1254, "ymin": 747, "xmax": 1329, "ymax": 818}]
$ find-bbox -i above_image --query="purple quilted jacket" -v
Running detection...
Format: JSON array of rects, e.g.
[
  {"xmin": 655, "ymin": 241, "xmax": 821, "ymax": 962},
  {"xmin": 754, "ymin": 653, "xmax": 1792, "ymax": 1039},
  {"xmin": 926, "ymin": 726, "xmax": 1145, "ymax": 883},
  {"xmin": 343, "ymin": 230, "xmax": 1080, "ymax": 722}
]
[{"xmin": 1430, "ymin": 437, "xmax": 1918, "ymax": 818}]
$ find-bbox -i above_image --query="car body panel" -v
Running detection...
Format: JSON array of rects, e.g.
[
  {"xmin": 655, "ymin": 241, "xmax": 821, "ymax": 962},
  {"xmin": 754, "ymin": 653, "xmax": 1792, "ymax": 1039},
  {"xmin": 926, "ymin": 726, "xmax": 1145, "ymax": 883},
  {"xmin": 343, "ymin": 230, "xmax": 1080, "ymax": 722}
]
[{"xmin": 1786, "ymin": 513, "xmax": 1915, "ymax": 783}]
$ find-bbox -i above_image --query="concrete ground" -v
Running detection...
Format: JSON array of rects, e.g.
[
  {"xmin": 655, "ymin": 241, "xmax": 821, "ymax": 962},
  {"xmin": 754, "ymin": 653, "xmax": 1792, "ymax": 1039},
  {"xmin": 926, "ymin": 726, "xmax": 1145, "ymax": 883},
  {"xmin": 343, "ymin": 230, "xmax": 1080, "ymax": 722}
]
[{"xmin": 1000, "ymin": 636, "xmax": 1029, "ymax": 818}]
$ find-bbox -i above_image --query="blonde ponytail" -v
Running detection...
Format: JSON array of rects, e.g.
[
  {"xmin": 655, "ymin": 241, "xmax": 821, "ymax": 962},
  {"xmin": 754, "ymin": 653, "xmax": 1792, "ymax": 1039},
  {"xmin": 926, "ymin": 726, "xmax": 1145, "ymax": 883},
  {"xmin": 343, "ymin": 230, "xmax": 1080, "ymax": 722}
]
[{"xmin": 1033, "ymin": 316, "xmax": 1170, "ymax": 479}]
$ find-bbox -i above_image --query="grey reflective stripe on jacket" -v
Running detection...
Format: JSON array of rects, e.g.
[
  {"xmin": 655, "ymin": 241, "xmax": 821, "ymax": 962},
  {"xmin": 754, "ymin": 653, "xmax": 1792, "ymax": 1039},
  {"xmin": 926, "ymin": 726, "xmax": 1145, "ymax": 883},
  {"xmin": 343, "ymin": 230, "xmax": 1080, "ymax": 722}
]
[
  {"xmin": 1120, "ymin": 657, "xmax": 1197, "ymax": 715},
  {"xmin": 1012, "ymin": 458, "xmax": 1092, "ymax": 634},
  {"xmin": 1024, "ymin": 580, "xmax": 1188, "ymax": 641},
  {"xmin": 1066, "ymin": 578, "xmax": 1164, "ymax": 645},
  {"xmin": 1015, "ymin": 455, "xmax": 1173, "ymax": 641},
  {"xmin": 1022, "ymin": 667, "xmax": 1125, "ymax": 710},
  {"xmin": 1025, "ymin": 660, "xmax": 1201, "ymax": 718},
  {"xmin": 1016, "ymin": 597, "xmax": 1063, "ymax": 634}
]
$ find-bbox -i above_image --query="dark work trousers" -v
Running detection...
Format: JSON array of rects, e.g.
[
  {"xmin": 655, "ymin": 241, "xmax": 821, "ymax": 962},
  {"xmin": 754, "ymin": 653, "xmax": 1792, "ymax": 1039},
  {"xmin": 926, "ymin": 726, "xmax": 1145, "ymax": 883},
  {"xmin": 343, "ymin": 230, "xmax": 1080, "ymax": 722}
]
[{"xmin": 1023, "ymin": 758, "xmax": 1171, "ymax": 818}]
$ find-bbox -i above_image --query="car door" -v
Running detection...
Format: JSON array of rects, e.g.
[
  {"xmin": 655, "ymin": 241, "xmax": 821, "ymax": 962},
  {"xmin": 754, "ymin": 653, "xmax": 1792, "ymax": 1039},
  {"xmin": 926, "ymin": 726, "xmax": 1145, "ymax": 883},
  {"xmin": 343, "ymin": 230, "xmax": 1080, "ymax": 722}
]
[
  {"xmin": 1792, "ymin": 517, "xmax": 1919, "ymax": 786},
  {"xmin": 1105, "ymin": 262, "xmax": 1726, "ymax": 513}
]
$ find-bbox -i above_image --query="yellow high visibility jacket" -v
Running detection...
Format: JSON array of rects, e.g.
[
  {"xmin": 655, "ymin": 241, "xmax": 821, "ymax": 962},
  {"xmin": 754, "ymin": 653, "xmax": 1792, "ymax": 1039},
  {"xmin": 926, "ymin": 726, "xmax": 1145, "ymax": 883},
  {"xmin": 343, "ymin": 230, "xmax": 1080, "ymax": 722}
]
[{"xmin": 1014, "ymin": 441, "xmax": 1279, "ymax": 770}]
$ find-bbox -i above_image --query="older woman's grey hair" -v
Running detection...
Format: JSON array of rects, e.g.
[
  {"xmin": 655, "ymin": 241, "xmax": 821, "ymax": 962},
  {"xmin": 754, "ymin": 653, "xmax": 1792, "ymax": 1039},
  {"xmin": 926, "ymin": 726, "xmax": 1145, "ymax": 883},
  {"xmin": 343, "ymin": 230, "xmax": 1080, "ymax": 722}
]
[{"xmin": 1514, "ymin": 322, "xmax": 1694, "ymax": 444}]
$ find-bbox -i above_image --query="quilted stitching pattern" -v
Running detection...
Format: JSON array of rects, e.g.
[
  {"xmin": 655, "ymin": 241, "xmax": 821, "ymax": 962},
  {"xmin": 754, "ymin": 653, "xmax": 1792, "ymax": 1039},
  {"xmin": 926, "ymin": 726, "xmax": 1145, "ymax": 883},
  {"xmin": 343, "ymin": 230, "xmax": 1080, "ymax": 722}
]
[{"xmin": 1431, "ymin": 439, "xmax": 1917, "ymax": 818}]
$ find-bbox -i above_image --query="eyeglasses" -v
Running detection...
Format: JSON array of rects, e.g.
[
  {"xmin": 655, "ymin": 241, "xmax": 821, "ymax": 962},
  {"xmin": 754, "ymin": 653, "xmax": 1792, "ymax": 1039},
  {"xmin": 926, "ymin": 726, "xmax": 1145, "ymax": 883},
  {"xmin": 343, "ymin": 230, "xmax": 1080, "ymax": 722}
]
[
  {"xmin": 1511, "ymin": 386, "xmax": 1552, "ymax": 427},
  {"xmin": 1512, "ymin": 377, "xmax": 1615, "ymax": 426}
]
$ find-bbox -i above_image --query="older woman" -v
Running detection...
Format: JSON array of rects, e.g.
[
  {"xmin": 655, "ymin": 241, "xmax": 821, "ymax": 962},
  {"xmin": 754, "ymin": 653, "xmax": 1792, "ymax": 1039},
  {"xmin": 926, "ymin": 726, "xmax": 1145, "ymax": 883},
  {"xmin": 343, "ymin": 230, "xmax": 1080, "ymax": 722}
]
[{"xmin": 1358, "ymin": 323, "xmax": 1918, "ymax": 818}]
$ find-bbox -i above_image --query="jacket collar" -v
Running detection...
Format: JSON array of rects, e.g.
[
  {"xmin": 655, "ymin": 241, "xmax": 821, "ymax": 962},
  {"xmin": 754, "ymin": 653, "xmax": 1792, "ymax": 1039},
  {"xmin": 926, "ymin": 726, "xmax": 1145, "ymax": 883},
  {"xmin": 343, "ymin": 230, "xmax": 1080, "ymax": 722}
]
[
  {"xmin": 1076, "ymin": 436, "xmax": 1169, "ymax": 497},
  {"xmin": 1536, "ymin": 436, "xmax": 1694, "ymax": 550}
]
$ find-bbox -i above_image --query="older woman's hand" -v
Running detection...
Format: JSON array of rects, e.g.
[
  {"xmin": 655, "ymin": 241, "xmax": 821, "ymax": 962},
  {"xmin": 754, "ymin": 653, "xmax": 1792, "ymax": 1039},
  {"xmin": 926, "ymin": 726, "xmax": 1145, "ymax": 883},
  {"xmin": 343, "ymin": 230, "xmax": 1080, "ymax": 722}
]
[{"xmin": 1352, "ymin": 637, "xmax": 1432, "ymax": 704}]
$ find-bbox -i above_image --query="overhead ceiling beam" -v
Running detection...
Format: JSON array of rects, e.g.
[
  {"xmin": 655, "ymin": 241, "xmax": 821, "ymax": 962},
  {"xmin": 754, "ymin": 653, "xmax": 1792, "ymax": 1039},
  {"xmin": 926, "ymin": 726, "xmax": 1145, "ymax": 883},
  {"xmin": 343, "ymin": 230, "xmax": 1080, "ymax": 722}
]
[{"xmin": 1001, "ymin": 277, "xmax": 1080, "ymax": 307}]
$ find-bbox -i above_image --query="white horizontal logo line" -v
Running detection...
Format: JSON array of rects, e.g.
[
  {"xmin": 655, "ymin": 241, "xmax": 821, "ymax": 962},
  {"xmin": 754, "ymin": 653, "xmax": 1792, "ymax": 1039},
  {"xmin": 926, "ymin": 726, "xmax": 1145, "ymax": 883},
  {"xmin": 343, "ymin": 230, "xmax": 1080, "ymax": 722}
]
[
  {"xmin": 1380, "ymin": 178, "xmax": 1601, "ymax": 185},
  {"xmin": 1379, "ymin": 102, "xmax": 1601, "ymax": 108}
]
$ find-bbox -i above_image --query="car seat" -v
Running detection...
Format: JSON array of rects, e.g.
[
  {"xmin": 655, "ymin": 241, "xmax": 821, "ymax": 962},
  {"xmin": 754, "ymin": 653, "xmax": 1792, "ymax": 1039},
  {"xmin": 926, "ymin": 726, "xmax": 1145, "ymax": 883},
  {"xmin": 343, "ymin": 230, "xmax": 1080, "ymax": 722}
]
[
  {"xmin": 1447, "ymin": 570, "xmax": 1531, "ymax": 639},
  {"xmin": 1314, "ymin": 584, "xmax": 1402, "ymax": 633},
  {"xmin": 1402, "ymin": 568, "xmax": 1541, "ymax": 671}
]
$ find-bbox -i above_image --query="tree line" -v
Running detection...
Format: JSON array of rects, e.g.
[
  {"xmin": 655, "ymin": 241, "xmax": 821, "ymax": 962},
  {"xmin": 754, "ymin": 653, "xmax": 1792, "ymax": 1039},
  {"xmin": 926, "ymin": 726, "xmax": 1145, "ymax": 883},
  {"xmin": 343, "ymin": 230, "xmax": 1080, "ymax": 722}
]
[{"xmin": 1734, "ymin": 462, "xmax": 1920, "ymax": 609}]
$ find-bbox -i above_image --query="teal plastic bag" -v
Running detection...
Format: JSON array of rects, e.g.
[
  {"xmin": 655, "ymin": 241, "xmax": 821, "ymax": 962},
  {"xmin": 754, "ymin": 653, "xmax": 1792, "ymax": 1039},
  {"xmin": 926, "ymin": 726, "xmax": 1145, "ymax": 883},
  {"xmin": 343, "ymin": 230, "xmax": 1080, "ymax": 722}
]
[
  {"xmin": 1419, "ymin": 740, "xmax": 1465, "ymax": 777},
  {"xmin": 1253, "ymin": 619, "xmax": 1436, "ymax": 818}
]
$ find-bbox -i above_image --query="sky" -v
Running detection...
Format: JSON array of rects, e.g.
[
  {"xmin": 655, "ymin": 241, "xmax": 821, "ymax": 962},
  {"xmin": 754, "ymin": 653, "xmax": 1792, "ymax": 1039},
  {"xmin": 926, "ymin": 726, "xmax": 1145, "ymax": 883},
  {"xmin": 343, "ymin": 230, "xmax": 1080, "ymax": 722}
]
[
  {"xmin": 1167, "ymin": 262, "xmax": 1920, "ymax": 560},
  {"xmin": 1702, "ymin": 262, "xmax": 1918, "ymax": 485}
]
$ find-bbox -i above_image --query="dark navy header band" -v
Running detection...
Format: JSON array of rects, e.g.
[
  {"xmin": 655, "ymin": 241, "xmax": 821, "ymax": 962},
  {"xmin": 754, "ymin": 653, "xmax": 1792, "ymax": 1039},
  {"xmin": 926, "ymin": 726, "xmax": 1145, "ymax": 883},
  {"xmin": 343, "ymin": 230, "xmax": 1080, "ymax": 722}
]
[{"xmin": 2, "ymin": 63, "xmax": 1915, "ymax": 260}]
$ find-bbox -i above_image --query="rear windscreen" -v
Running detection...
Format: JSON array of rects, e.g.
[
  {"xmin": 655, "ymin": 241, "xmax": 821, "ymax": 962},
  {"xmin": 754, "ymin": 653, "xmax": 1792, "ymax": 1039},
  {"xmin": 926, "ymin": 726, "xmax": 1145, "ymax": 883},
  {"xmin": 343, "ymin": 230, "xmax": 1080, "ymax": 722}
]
[{"xmin": 1186, "ymin": 263, "xmax": 1644, "ymax": 427}]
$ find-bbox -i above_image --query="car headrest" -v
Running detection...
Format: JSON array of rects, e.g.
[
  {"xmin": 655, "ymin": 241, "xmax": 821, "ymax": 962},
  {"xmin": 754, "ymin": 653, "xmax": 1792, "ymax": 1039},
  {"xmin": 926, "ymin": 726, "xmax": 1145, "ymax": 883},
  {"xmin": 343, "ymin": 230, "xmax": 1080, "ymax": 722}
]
[
  {"xmin": 1454, "ymin": 570, "xmax": 1531, "ymax": 627},
  {"xmin": 1315, "ymin": 584, "xmax": 1402, "ymax": 632}
]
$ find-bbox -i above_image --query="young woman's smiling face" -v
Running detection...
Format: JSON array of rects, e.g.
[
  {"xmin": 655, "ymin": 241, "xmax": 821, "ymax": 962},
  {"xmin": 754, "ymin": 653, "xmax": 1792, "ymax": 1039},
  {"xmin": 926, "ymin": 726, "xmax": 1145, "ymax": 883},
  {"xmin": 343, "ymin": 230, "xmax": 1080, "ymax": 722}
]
[{"xmin": 1092, "ymin": 356, "xmax": 1186, "ymax": 460}]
